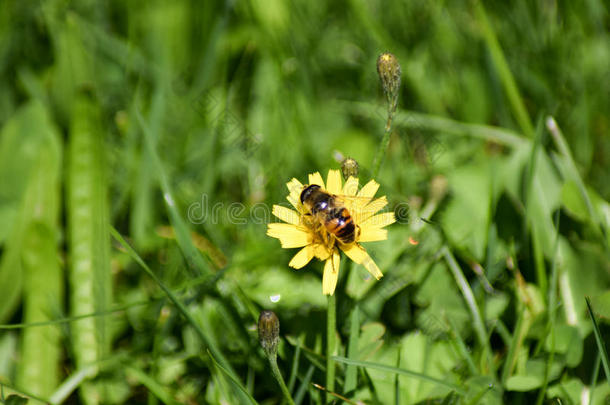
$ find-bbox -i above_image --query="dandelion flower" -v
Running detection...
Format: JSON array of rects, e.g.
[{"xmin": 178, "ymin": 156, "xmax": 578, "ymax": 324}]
[{"xmin": 267, "ymin": 170, "xmax": 395, "ymax": 295}]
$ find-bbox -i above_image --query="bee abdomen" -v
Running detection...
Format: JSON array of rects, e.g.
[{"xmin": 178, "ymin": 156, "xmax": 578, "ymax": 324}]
[{"xmin": 326, "ymin": 207, "xmax": 356, "ymax": 243}]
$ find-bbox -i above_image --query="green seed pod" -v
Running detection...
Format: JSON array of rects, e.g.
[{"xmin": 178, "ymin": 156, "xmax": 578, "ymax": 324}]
[
  {"xmin": 258, "ymin": 310, "xmax": 279, "ymax": 357},
  {"xmin": 341, "ymin": 157, "xmax": 359, "ymax": 180},
  {"xmin": 376, "ymin": 52, "xmax": 401, "ymax": 106}
]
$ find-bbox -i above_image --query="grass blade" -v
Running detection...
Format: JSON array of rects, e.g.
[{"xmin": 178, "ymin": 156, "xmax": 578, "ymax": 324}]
[
  {"xmin": 332, "ymin": 356, "xmax": 465, "ymax": 395},
  {"xmin": 441, "ymin": 246, "xmax": 494, "ymax": 377},
  {"xmin": 15, "ymin": 102, "xmax": 63, "ymax": 398},
  {"xmin": 474, "ymin": 1, "xmax": 535, "ymax": 138},
  {"xmin": 110, "ymin": 228, "xmax": 252, "ymax": 403},
  {"xmin": 585, "ymin": 297, "xmax": 610, "ymax": 385},
  {"xmin": 344, "ymin": 305, "xmax": 360, "ymax": 394},
  {"xmin": 67, "ymin": 92, "xmax": 113, "ymax": 404}
]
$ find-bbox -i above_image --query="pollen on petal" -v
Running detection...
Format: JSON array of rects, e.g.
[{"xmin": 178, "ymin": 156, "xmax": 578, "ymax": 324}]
[
  {"xmin": 289, "ymin": 245, "xmax": 314, "ymax": 269},
  {"xmin": 272, "ymin": 205, "xmax": 301, "ymax": 225},
  {"xmin": 313, "ymin": 243, "xmax": 332, "ymax": 260},
  {"xmin": 326, "ymin": 170, "xmax": 342, "ymax": 195},
  {"xmin": 267, "ymin": 223, "xmax": 311, "ymax": 248},
  {"xmin": 308, "ymin": 172, "xmax": 325, "ymax": 189},
  {"xmin": 322, "ymin": 250, "xmax": 340, "ymax": 295}
]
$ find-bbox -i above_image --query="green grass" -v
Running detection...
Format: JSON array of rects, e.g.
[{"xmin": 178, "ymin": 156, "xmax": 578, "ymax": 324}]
[{"xmin": 0, "ymin": 1, "xmax": 609, "ymax": 404}]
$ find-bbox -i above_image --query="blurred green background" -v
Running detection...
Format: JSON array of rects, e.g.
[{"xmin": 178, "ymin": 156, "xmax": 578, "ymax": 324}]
[{"xmin": 0, "ymin": 0, "xmax": 609, "ymax": 404}]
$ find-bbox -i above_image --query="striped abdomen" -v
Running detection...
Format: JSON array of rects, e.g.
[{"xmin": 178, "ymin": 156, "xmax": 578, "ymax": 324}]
[{"xmin": 325, "ymin": 207, "xmax": 356, "ymax": 244}]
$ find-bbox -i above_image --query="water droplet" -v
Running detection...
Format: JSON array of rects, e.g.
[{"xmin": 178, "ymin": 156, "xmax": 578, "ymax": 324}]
[{"xmin": 270, "ymin": 294, "xmax": 281, "ymax": 303}]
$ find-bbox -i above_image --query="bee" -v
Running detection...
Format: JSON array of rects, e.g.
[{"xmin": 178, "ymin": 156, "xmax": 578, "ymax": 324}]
[{"xmin": 300, "ymin": 184, "xmax": 360, "ymax": 244}]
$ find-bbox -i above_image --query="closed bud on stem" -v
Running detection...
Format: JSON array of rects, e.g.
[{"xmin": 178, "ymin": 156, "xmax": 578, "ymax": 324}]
[
  {"xmin": 376, "ymin": 52, "xmax": 401, "ymax": 110},
  {"xmin": 341, "ymin": 157, "xmax": 359, "ymax": 180},
  {"xmin": 258, "ymin": 310, "xmax": 279, "ymax": 358}
]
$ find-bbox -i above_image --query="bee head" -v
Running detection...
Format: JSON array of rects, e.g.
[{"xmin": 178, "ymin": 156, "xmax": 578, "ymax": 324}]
[{"xmin": 300, "ymin": 184, "xmax": 320, "ymax": 204}]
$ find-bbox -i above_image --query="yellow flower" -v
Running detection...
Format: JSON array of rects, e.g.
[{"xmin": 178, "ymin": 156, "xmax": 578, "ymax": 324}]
[{"xmin": 267, "ymin": 170, "xmax": 396, "ymax": 295}]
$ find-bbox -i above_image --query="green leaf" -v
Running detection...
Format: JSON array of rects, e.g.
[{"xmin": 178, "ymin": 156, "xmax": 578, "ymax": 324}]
[
  {"xmin": 561, "ymin": 180, "xmax": 589, "ymax": 221},
  {"xmin": 442, "ymin": 161, "xmax": 492, "ymax": 260},
  {"xmin": 544, "ymin": 324, "xmax": 583, "ymax": 367},
  {"xmin": 5, "ymin": 395, "xmax": 29, "ymax": 405}
]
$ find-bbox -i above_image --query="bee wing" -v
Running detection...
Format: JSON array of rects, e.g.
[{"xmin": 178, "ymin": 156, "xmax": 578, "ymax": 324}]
[{"xmin": 334, "ymin": 194, "xmax": 389, "ymax": 221}]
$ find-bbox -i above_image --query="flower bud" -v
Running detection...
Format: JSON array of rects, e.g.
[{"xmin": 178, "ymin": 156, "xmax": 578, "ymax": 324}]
[
  {"xmin": 376, "ymin": 53, "xmax": 401, "ymax": 106},
  {"xmin": 258, "ymin": 310, "xmax": 279, "ymax": 357},
  {"xmin": 341, "ymin": 157, "xmax": 359, "ymax": 180}
]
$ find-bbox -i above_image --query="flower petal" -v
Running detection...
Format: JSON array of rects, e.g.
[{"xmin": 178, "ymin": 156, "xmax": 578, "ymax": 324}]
[
  {"xmin": 322, "ymin": 249, "xmax": 340, "ymax": 295},
  {"xmin": 272, "ymin": 205, "xmax": 301, "ymax": 225},
  {"xmin": 358, "ymin": 179, "xmax": 380, "ymax": 199},
  {"xmin": 343, "ymin": 176, "xmax": 359, "ymax": 196},
  {"xmin": 289, "ymin": 245, "xmax": 314, "ymax": 269},
  {"xmin": 357, "ymin": 197, "xmax": 389, "ymax": 223},
  {"xmin": 308, "ymin": 172, "xmax": 325, "ymax": 189},
  {"xmin": 341, "ymin": 243, "xmax": 383, "ymax": 279},
  {"xmin": 313, "ymin": 243, "xmax": 332, "ymax": 260},
  {"xmin": 267, "ymin": 223, "xmax": 311, "ymax": 248},
  {"xmin": 360, "ymin": 212, "xmax": 395, "ymax": 229},
  {"xmin": 358, "ymin": 227, "xmax": 387, "ymax": 242},
  {"xmin": 326, "ymin": 170, "xmax": 342, "ymax": 194},
  {"xmin": 286, "ymin": 178, "xmax": 304, "ymax": 210}
]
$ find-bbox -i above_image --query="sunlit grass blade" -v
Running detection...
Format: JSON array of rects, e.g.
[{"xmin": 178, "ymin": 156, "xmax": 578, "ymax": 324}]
[
  {"xmin": 332, "ymin": 356, "xmax": 465, "ymax": 395},
  {"xmin": 67, "ymin": 92, "xmax": 113, "ymax": 404},
  {"xmin": 48, "ymin": 364, "xmax": 98, "ymax": 404},
  {"xmin": 17, "ymin": 224, "xmax": 62, "ymax": 398},
  {"xmin": 14, "ymin": 102, "xmax": 63, "ymax": 398},
  {"xmin": 546, "ymin": 116, "xmax": 608, "ymax": 246},
  {"xmin": 585, "ymin": 298, "xmax": 610, "ymax": 385}
]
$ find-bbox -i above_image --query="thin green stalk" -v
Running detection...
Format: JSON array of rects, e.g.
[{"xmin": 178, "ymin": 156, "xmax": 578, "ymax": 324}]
[
  {"xmin": 442, "ymin": 246, "xmax": 494, "ymax": 376},
  {"xmin": 269, "ymin": 356, "xmax": 296, "ymax": 405},
  {"xmin": 586, "ymin": 298, "xmax": 610, "ymax": 385},
  {"xmin": 332, "ymin": 357, "xmax": 465, "ymax": 394},
  {"xmin": 326, "ymin": 294, "xmax": 337, "ymax": 403},
  {"xmin": 589, "ymin": 353, "xmax": 601, "ymax": 405},
  {"xmin": 372, "ymin": 108, "xmax": 395, "ymax": 178}
]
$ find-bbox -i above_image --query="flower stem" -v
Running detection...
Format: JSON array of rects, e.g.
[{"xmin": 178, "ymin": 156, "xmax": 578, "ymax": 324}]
[
  {"xmin": 269, "ymin": 354, "xmax": 296, "ymax": 405},
  {"xmin": 326, "ymin": 294, "xmax": 337, "ymax": 403},
  {"xmin": 372, "ymin": 101, "xmax": 396, "ymax": 178}
]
